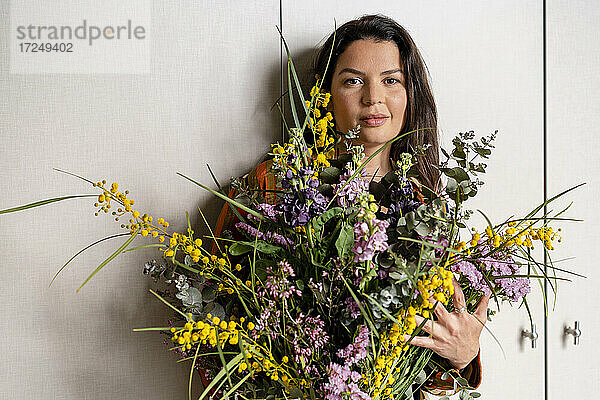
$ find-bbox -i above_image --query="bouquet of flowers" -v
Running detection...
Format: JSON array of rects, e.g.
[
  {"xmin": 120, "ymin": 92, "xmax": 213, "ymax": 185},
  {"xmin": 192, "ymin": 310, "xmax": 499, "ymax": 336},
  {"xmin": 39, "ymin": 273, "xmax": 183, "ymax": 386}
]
[{"xmin": 1, "ymin": 35, "xmax": 581, "ymax": 400}]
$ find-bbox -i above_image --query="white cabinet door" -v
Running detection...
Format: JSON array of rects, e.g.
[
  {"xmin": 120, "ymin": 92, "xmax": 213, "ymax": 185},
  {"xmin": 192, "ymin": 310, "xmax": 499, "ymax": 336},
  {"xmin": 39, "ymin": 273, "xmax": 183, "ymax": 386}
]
[
  {"xmin": 547, "ymin": 1, "xmax": 600, "ymax": 397},
  {"xmin": 282, "ymin": 2, "xmax": 545, "ymax": 398}
]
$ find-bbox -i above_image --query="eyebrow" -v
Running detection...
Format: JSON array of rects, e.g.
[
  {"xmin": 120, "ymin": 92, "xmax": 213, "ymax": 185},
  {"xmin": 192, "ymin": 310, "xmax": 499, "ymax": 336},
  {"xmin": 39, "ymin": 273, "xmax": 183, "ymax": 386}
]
[{"xmin": 337, "ymin": 67, "xmax": 404, "ymax": 76}]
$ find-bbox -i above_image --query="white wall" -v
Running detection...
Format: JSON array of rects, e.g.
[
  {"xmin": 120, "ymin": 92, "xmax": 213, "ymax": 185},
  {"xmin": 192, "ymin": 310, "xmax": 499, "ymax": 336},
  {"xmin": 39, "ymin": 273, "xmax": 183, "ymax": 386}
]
[{"xmin": 0, "ymin": 1, "xmax": 280, "ymax": 398}]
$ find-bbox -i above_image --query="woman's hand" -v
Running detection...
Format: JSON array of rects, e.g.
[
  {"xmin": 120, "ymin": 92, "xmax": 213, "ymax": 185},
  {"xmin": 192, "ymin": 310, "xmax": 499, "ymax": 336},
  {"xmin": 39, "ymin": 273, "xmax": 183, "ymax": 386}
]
[{"xmin": 403, "ymin": 277, "xmax": 490, "ymax": 370}]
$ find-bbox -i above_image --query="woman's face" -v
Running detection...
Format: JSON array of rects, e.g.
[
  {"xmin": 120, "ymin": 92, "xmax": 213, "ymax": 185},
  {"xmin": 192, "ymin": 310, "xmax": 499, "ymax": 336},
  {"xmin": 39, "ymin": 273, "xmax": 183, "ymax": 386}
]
[{"xmin": 328, "ymin": 39, "xmax": 408, "ymax": 148}]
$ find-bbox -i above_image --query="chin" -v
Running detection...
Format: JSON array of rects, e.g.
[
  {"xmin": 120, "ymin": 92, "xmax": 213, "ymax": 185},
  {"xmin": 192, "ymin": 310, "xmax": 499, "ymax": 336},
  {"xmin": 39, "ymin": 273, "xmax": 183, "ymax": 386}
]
[{"xmin": 358, "ymin": 130, "xmax": 397, "ymax": 145}]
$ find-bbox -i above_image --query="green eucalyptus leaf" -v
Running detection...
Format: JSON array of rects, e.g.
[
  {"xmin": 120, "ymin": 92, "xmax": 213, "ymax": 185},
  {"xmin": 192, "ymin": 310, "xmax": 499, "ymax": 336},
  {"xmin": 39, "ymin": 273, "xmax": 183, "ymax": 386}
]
[
  {"xmin": 474, "ymin": 147, "xmax": 491, "ymax": 157},
  {"xmin": 320, "ymin": 166, "xmax": 342, "ymax": 184},
  {"xmin": 201, "ymin": 286, "xmax": 216, "ymax": 302},
  {"xmin": 388, "ymin": 271, "xmax": 406, "ymax": 281},
  {"xmin": 449, "ymin": 167, "xmax": 469, "ymax": 183},
  {"xmin": 405, "ymin": 213, "xmax": 416, "ymax": 231},
  {"xmin": 414, "ymin": 369, "xmax": 427, "ymax": 384},
  {"xmin": 413, "ymin": 221, "xmax": 432, "ymax": 236},
  {"xmin": 317, "ymin": 183, "xmax": 334, "ymax": 198},
  {"xmin": 453, "ymin": 147, "xmax": 466, "ymax": 160},
  {"xmin": 456, "ymin": 376, "xmax": 469, "ymax": 386},
  {"xmin": 446, "ymin": 178, "xmax": 458, "ymax": 193}
]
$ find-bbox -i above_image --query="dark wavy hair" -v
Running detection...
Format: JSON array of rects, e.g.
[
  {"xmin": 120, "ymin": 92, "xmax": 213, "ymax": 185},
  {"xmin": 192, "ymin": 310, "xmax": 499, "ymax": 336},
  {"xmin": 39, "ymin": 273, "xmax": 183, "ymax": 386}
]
[{"xmin": 312, "ymin": 14, "xmax": 441, "ymax": 193}]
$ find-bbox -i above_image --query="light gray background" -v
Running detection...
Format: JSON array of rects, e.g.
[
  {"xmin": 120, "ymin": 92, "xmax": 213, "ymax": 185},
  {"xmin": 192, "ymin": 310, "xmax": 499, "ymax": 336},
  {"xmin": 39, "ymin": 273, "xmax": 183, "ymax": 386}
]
[{"xmin": 1, "ymin": 1, "xmax": 598, "ymax": 399}]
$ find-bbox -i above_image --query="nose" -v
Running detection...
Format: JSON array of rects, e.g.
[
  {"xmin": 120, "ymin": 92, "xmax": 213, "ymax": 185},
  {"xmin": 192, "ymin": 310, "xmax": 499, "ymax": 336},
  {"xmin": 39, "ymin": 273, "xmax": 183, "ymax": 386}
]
[{"xmin": 362, "ymin": 82, "xmax": 384, "ymax": 105}]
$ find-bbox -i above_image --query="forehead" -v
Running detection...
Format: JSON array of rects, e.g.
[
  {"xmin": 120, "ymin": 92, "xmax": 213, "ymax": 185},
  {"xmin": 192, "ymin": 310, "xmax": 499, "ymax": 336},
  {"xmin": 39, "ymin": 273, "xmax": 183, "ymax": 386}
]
[{"xmin": 335, "ymin": 39, "xmax": 403, "ymax": 72}]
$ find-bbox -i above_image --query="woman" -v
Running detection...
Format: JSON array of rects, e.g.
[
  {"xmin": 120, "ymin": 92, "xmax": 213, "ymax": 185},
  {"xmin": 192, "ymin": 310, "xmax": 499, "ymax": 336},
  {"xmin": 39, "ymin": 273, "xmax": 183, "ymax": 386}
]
[{"xmin": 214, "ymin": 14, "xmax": 489, "ymax": 399}]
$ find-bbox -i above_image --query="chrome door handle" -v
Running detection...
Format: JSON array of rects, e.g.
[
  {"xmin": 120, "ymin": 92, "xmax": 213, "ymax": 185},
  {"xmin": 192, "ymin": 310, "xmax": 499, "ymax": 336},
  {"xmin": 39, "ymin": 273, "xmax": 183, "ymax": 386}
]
[
  {"xmin": 522, "ymin": 323, "xmax": 538, "ymax": 349},
  {"xmin": 564, "ymin": 321, "xmax": 581, "ymax": 345}
]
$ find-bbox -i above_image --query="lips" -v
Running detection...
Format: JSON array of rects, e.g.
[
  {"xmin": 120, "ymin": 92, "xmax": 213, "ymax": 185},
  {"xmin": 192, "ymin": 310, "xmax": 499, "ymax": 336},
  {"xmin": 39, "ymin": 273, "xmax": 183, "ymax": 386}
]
[{"xmin": 361, "ymin": 114, "xmax": 389, "ymax": 127}]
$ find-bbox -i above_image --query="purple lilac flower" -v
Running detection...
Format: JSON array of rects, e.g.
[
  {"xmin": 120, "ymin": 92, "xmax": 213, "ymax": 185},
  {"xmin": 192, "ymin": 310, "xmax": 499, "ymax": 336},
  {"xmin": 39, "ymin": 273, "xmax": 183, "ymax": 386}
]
[
  {"xmin": 337, "ymin": 325, "xmax": 370, "ymax": 366},
  {"xmin": 352, "ymin": 219, "xmax": 390, "ymax": 262},
  {"xmin": 291, "ymin": 312, "xmax": 329, "ymax": 364},
  {"xmin": 334, "ymin": 167, "xmax": 370, "ymax": 208},
  {"xmin": 278, "ymin": 187, "xmax": 328, "ymax": 227},
  {"xmin": 234, "ymin": 222, "xmax": 294, "ymax": 247},
  {"xmin": 450, "ymin": 260, "xmax": 489, "ymax": 294},
  {"xmin": 235, "ymin": 221, "xmax": 264, "ymax": 240},
  {"xmin": 382, "ymin": 177, "xmax": 421, "ymax": 228},
  {"xmin": 376, "ymin": 268, "xmax": 389, "ymax": 280},
  {"xmin": 277, "ymin": 163, "xmax": 330, "ymax": 227},
  {"xmin": 344, "ymin": 297, "xmax": 362, "ymax": 319},
  {"xmin": 255, "ymin": 203, "xmax": 281, "ymax": 221},
  {"xmin": 262, "ymin": 261, "xmax": 302, "ymax": 300},
  {"xmin": 264, "ymin": 231, "xmax": 294, "ymax": 247},
  {"xmin": 450, "ymin": 244, "xmax": 531, "ymax": 302},
  {"xmin": 322, "ymin": 363, "xmax": 371, "ymax": 400},
  {"xmin": 252, "ymin": 299, "xmax": 281, "ymax": 340}
]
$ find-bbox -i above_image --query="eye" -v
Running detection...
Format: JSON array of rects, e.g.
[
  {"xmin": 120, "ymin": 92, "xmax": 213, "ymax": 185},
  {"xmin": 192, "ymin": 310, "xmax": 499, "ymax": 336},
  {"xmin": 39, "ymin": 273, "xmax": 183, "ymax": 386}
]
[
  {"xmin": 344, "ymin": 78, "xmax": 362, "ymax": 85},
  {"xmin": 384, "ymin": 77, "xmax": 401, "ymax": 85}
]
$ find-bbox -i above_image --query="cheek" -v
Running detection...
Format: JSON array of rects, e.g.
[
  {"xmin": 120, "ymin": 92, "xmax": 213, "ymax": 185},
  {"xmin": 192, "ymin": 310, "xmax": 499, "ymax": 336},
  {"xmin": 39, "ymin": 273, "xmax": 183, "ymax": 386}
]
[
  {"xmin": 332, "ymin": 95, "xmax": 355, "ymax": 128},
  {"xmin": 391, "ymin": 95, "xmax": 408, "ymax": 120}
]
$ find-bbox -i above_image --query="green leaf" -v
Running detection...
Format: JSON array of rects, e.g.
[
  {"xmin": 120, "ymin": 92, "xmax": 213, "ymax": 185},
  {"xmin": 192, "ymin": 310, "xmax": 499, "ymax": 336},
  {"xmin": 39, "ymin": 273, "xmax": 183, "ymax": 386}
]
[
  {"xmin": 254, "ymin": 259, "xmax": 273, "ymax": 281},
  {"xmin": 474, "ymin": 147, "xmax": 491, "ymax": 157},
  {"xmin": 446, "ymin": 177, "xmax": 458, "ymax": 193},
  {"xmin": 121, "ymin": 243, "xmax": 166, "ymax": 253},
  {"xmin": 52, "ymin": 168, "xmax": 96, "ymax": 185},
  {"xmin": 230, "ymin": 240, "xmax": 281, "ymax": 255},
  {"xmin": 369, "ymin": 181, "xmax": 387, "ymax": 201},
  {"xmin": 148, "ymin": 288, "xmax": 189, "ymax": 319},
  {"xmin": 228, "ymin": 242, "xmax": 253, "ymax": 256},
  {"xmin": 312, "ymin": 207, "xmax": 343, "ymax": 236},
  {"xmin": 320, "ymin": 166, "xmax": 342, "ymax": 184},
  {"xmin": 132, "ymin": 327, "xmax": 180, "ymax": 332},
  {"xmin": 453, "ymin": 147, "xmax": 466, "ymax": 160},
  {"xmin": 198, "ymin": 353, "xmax": 244, "ymax": 400},
  {"xmin": 50, "ymin": 232, "xmax": 131, "ymax": 287},
  {"xmin": 0, "ymin": 194, "xmax": 97, "ymax": 214},
  {"xmin": 214, "ymin": 326, "xmax": 233, "ymax": 389},
  {"xmin": 76, "ymin": 228, "xmax": 140, "ymax": 292},
  {"xmin": 413, "ymin": 221, "xmax": 432, "ymax": 236},
  {"xmin": 188, "ymin": 336, "xmax": 202, "ymax": 400},
  {"xmin": 441, "ymin": 167, "xmax": 469, "ymax": 183},
  {"xmin": 206, "ymin": 163, "xmax": 245, "ymax": 224},
  {"xmin": 176, "ymin": 172, "xmax": 264, "ymax": 221},
  {"xmin": 456, "ymin": 376, "xmax": 469, "ymax": 386},
  {"xmin": 286, "ymin": 59, "xmax": 301, "ymax": 129},
  {"xmin": 288, "ymin": 388, "xmax": 304, "ymax": 399},
  {"xmin": 335, "ymin": 221, "xmax": 354, "ymax": 259}
]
